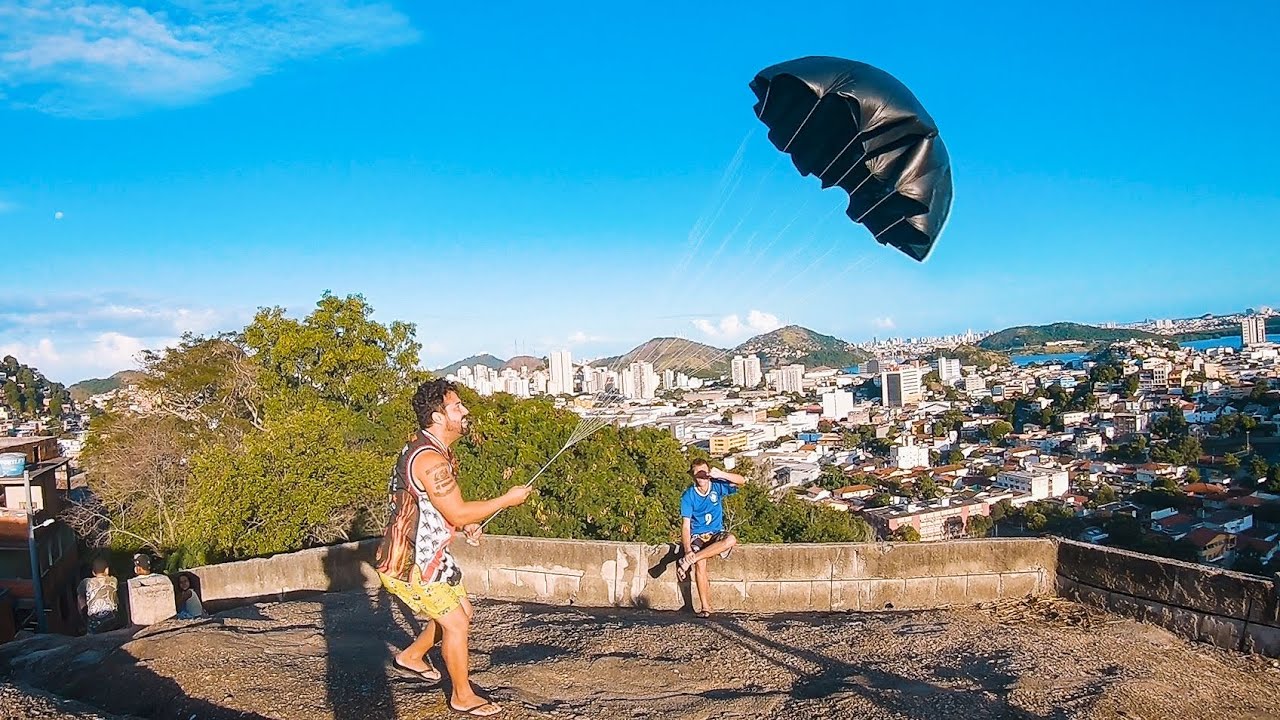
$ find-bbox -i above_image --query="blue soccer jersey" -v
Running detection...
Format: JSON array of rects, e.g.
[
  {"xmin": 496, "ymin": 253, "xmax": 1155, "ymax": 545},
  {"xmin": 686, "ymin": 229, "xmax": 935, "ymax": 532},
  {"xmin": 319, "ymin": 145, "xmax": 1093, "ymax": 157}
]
[{"xmin": 680, "ymin": 480, "xmax": 737, "ymax": 535}]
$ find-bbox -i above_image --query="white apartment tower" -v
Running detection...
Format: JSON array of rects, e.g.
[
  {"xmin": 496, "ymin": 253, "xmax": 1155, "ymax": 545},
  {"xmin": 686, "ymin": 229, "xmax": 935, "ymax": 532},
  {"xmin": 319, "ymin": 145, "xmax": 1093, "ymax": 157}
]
[
  {"xmin": 881, "ymin": 365, "xmax": 925, "ymax": 407},
  {"xmin": 731, "ymin": 354, "xmax": 763, "ymax": 388},
  {"xmin": 936, "ymin": 357, "xmax": 962, "ymax": 384},
  {"xmin": 1243, "ymin": 315, "xmax": 1268, "ymax": 347}
]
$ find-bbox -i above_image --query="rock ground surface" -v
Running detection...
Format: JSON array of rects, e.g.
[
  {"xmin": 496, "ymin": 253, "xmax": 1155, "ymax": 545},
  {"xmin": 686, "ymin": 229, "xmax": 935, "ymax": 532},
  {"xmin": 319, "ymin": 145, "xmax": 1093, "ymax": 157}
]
[{"xmin": 3, "ymin": 589, "xmax": 1280, "ymax": 719}]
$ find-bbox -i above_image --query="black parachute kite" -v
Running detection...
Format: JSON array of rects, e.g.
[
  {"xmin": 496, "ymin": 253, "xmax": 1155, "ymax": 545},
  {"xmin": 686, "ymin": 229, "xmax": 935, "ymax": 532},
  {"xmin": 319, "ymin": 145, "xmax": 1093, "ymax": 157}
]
[{"xmin": 750, "ymin": 56, "xmax": 953, "ymax": 262}]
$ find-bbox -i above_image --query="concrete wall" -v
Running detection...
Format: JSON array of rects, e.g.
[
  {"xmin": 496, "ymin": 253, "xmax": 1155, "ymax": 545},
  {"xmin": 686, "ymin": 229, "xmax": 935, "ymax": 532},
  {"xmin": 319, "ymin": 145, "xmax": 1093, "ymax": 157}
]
[
  {"xmin": 180, "ymin": 534, "xmax": 1280, "ymax": 658},
  {"xmin": 452, "ymin": 536, "xmax": 1055, "ymax": 612},
  {"xmin": 188, "ymin": 536, "xmax": 1056, "ymax": 614},
  {"xmin": 189, "ymin": 540, "xmax": 381, "ymax": 612},
  {"xmin": 1057, "ymin": 539, "xmax": 1280, "ymax": 655}
]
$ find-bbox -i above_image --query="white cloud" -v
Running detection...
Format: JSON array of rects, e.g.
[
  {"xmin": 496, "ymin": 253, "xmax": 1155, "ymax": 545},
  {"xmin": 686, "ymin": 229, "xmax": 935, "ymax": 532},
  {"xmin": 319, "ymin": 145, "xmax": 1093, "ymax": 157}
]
[
  {"xmin": 54, "ymin": 210, "xmax": 63, "ymax": 219},
  {"xmin": 567, "ymin": 330, "xmax": 607, "ymax": 346},
  {"xmin": 0, "ymin": 294, "xmax": 233, "ymax": 336},
  {"xmin": 0, "ymin": 333, "xmax": 161, "ymax": 382},
  {"xmin": 0, "ymin": 293, "xmax": 241, "ymax": 381},
  {"xmin": 91, "ymin": 331, "xmax": 147, "ymax": 369},
  {"xmin": 0, "ymin": 1, "xmax": 419, "ymax": 116},
  {"xmin": 873, "ymin": 316, "xmax": 896, "ymax": 329},
  {"xmin": 0, "ymin": 338, "xmax": 61, "ymax": 367},
  {"xmin": 691, "ymin": 309, "xmax": 782, "ymax": 342}
]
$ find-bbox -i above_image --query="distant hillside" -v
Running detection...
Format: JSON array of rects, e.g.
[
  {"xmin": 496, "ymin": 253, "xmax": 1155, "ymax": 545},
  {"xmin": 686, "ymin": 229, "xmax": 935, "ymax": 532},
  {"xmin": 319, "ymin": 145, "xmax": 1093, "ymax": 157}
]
[
  {"xmin": 978, "ymin": 323, "xmax": 1165, "ymax": 352},
  {"xmin": 503, "ymin": 355, "xmax": 544, "ymax": 372},
  {"xmin": 435, "ymin": 354, "xmax": 506, "ymax": 376},
  {"xmin": 611, "ymin": 337, "xmax": 729, "ymax": 375},
  {"xmin": 2, "ymin": 355, "xmax": 73, "ymax": 417},
  {"xmin": 734, "ymin": 325, "xmax": 869, "ymax": 367},
  {"xmin": 68, "ymin": 370, "xmax": 147, "ymax": 403},
  {"xmin": 930, "ymin": 345, "xmax": 1010, "ymax": 368}
]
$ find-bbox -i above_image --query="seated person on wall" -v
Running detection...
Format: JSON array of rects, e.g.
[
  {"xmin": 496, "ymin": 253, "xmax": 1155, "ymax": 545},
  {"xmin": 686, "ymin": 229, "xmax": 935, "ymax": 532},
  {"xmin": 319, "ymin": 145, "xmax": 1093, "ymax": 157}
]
[
  {"xmin": 675, "ymin": 459, "xmax": 745, "ymax": 618},
  {"xmin": 133, "ymin": 553, "xmax": 154, "ymax": 578},
  {"xmin": 126, "ymin": 552, "xmax": 177, "ymax": 625},
  {"xmin": 176, "ymin": 572, "xmax": 205, "ymax": 619},
  {"xmin": 78, "ymin": 557, "xmax": 121, "ymax": 634}
]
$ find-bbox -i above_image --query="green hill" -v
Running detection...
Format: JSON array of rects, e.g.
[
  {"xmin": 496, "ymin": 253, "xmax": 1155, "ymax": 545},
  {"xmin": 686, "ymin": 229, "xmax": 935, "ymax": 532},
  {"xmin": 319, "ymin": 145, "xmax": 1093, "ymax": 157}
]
[
  {"xmin": 434, "ymin": 354, "xmax": 506, "ymax": 376},
  {"xmin": 978, "ymin": 323, "xmax": 1165, "ymax": 352},
  {"xmin": 68, "ymin": 370, "xmax": 146, "ymax": 402},
  {"xmin": 734, "ymin": 325, "xmax": 869, "ymax": 367},
  {"xmin": 3, "ymin": 355, "xmax": 73, "ymax": 417},
  {"xmin": 610, "ymin": 337, "xmax": 729, "ymax": 376},
  {"xmin": 930, "ymin": 345, "xmax": 1010, "ymax": 368}
]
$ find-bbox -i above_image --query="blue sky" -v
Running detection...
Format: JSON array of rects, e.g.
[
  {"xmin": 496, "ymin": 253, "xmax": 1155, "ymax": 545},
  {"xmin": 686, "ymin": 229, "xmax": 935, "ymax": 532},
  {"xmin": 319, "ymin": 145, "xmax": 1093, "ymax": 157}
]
[{"xmin": 2, "ymin": 1, "xmax": 1278, "ymax": 383}]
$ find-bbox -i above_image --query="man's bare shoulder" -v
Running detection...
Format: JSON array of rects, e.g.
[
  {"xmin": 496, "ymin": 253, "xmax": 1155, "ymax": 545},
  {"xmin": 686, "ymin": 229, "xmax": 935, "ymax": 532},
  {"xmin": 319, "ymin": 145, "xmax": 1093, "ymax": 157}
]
[{"xmin": 412, "ymin": 452, "xmax": 457, "ymax": 497}]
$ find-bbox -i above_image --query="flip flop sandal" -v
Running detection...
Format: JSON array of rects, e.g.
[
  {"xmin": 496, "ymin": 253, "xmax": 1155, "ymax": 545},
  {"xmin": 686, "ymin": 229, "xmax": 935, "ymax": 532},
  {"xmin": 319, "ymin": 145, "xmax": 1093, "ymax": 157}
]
[
  {"xmin": 390, "ymin": 658, "xmax": 441, "ymax": 683},
  {"xmin": 450, "ymin": 700, "xmax": 502, "ymax": 717}
]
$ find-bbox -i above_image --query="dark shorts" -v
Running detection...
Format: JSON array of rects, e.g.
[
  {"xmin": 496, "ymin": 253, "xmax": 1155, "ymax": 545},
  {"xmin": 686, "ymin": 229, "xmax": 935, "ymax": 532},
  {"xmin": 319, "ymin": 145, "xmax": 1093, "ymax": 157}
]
[
  {"xmin": 87, "ymin": 611, "xmax": 119, "ymax": 634},
  {"xmin": 690, "ymin": 531, "xmax": 730, "ymax": 554}
]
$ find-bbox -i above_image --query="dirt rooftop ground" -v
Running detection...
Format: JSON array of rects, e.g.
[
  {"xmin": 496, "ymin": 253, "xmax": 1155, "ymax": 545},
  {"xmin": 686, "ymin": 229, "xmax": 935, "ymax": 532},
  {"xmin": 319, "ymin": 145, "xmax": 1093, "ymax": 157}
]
[{"xmin": 3, "ymin": 589, "xmax": 1280, "ymax": 720}]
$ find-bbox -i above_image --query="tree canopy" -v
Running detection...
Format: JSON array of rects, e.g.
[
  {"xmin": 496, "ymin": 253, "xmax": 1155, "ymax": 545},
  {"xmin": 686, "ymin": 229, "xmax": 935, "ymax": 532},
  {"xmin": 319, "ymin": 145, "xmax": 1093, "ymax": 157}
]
[{"xmin": 73, "ymin": 293, "xmax": 873, "ymax": 568}]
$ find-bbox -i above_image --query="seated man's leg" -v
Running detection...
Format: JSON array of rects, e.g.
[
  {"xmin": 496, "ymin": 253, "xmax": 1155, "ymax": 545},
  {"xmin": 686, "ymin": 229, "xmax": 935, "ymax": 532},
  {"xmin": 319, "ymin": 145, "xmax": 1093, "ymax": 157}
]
[
  {"xmin": 693, "ymin": 558, "xmax": 713, "ymax": 616},
  {"xmin": 683, "ymin": 532, "xmax": 737, "ymax": 566}
]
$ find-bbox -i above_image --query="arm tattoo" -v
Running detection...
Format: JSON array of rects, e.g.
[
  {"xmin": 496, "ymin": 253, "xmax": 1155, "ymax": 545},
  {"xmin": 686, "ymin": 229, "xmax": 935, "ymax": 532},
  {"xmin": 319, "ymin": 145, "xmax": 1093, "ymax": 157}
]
[{"xmin": 426, "ymin": 464, "xmax": 458, "ymax": 496}]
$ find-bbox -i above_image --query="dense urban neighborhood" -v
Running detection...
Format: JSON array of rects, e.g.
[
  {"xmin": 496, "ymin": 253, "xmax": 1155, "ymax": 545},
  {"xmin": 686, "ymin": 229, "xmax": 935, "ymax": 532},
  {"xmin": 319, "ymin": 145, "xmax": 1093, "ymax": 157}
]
[{"xmin": 448, "ymin": 312, "xmax": 1280, "ymax": 573}]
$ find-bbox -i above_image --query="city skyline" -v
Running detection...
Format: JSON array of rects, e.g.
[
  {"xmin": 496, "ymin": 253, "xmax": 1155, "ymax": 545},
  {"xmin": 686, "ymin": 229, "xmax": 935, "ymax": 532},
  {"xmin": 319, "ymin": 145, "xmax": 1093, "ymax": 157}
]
[{"xmin": 3, "ymin": 2, "xmax": 1279, "ymax": 383}]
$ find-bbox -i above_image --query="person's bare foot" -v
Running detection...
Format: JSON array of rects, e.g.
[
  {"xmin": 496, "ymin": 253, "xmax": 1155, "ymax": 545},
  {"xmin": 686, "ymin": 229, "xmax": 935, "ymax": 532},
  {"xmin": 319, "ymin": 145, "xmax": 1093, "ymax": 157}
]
[
  {"xmin": 450, "ymin": 696, "xmax": 502, "ymax": 716},
  {"xmin": 391, "ymin": 653, "xmax": 441, "ymax": 682}
]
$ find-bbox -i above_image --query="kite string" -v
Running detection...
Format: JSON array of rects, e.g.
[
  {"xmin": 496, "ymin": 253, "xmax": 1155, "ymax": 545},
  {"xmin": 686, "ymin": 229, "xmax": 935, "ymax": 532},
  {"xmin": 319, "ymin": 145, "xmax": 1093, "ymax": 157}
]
[{"xmin": 478, "ymin": 438, "xmax": 574, "ymax": 532}]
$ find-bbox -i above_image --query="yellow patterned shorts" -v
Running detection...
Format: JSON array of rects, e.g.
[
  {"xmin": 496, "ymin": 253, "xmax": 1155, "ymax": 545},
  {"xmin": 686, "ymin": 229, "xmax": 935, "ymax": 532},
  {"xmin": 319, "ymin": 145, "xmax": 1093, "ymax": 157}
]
[{"xmin": 377, "ymin": 566, "xmax": 467, "ymax": 619}]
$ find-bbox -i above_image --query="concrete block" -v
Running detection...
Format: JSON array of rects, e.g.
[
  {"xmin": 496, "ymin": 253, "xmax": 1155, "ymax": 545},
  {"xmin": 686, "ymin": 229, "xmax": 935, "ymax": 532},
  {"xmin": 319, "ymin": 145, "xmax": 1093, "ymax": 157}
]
[
  {"xmin": 743, "ymin": 580, "xmax": 781, "ymax": 610},
  {"xmin": 862, "ymin": 579, "xmax": 908, "ymax": 610},
  {"xmin": 1057, "ymin": 577, "xmax": 1110, "ymax": 610},
  {"xmin": 845, "ymin": 539, "xmax": 1056, "ymax": 581},
  {"xmin": 486, "ymin": 568, "xmax": 539, "ymax": 602},
  {"xmin": 1106, "ymin": 592, "xmax": 1202, "ymax": 640},
  {"xmin": 1196, "ymin": 613, "xmax": 1246, "ymax": 650},
  {"xmin": 831, "ymin": 580, "xmax": 865, "ymax": 611},
  {"xmin": 776, "ymin": 580, "xmax": 821, "ymax": 611},
  {"xmin": 1244, "ymin": 623, "xmax": 1280, "ymax": 656},
  {"xmin": 1057, "ymin": 539, "xmax": 1270, "ymax": 621},
  {"xmin": 126, "ymin": 575, "xmax": 175, "ymax": 626},
  {"xmin": 965, "ymin": 574, "xmax": 1002, "ymax": 603},
  {"xmin": 936, "ymin": 576, "xmax": 969, "ymax": 606},
  {"xmin": 729, "ymin": 544, "xmax": 834, "ymax": 582},
  {"xmin": 1000, "ymin": 572, "xmax": 1043, "ymax": 598},
  {"xmin": 902, "ymin": 577, "xmax": 940, "ymax": 609}
]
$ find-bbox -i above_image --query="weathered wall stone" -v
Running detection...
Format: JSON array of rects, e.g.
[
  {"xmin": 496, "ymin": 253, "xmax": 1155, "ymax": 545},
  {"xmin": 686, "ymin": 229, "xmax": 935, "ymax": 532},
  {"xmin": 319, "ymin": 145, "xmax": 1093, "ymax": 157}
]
[
  {"xmin": 188, "ymin": 536, "xmax": 1055, "ymax": 615},
  {"xmin": 125, "ymin": 575, "xmax": 176, "ymax": 626},
  {"xmin": 1058, "ymin": 539, "xmax": 1271, "ymax": 621}
]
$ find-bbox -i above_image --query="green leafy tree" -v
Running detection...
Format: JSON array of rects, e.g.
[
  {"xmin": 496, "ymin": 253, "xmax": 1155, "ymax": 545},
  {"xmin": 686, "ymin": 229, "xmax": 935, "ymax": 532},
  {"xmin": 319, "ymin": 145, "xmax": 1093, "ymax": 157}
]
[
  {"xmin": 891, "ymin": 526, "xmax": 921, "ymax": 542},
  {"xmin": 1093, "ymin": 484, "xmax": 1117, "ymax": 505},
  {"xmin": 1224, "ymin": 453, "xmax": 1241, "ymax": 473},
  {"xmin": 966, "ymin": 514, "xmax": 994, "ymax": 538},
  {"xmin": 1123, "ymin": 374, "xmax": 1140, "ymax": 397},
  {"xmin": 988, "ymin": 420, "xmax": 1014, "ymax": 443},
  {"xmin": 865, "ymin": 493, "xmax": 892, "ymax": 509},
  {"xmin": 1250, "ymin": 454, "xmax": 1271, "ymax": 481}
]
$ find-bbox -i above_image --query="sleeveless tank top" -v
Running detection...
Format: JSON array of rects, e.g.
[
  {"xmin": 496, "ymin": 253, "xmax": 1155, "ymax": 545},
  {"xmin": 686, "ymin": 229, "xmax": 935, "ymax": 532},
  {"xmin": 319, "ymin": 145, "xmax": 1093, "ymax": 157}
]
[{"xmin": 374, "ymin": 430, "xmax": 462, "ymax": 584}]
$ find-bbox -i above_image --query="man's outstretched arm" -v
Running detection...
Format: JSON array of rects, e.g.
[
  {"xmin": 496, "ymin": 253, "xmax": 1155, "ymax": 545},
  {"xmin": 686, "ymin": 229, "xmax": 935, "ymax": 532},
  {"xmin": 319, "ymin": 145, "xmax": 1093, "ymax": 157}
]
[{"xmin": 416, "ymin": 454, "xmax": 531, "ymax": 527}]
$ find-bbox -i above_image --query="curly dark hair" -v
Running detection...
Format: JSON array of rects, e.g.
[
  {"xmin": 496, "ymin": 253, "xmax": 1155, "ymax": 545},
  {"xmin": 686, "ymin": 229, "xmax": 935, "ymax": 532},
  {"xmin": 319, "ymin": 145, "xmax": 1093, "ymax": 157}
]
[{"xmin": 412, "ymin": 378, "xmax": 459, "ymax": 429}]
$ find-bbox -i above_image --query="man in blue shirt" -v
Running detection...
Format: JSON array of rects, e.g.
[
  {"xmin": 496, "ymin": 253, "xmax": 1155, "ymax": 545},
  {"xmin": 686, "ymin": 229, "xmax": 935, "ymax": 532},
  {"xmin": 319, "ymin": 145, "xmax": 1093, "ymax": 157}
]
[{"xmin": 676, "ymin": 459, "xmax": 746, "ymax": 618}]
